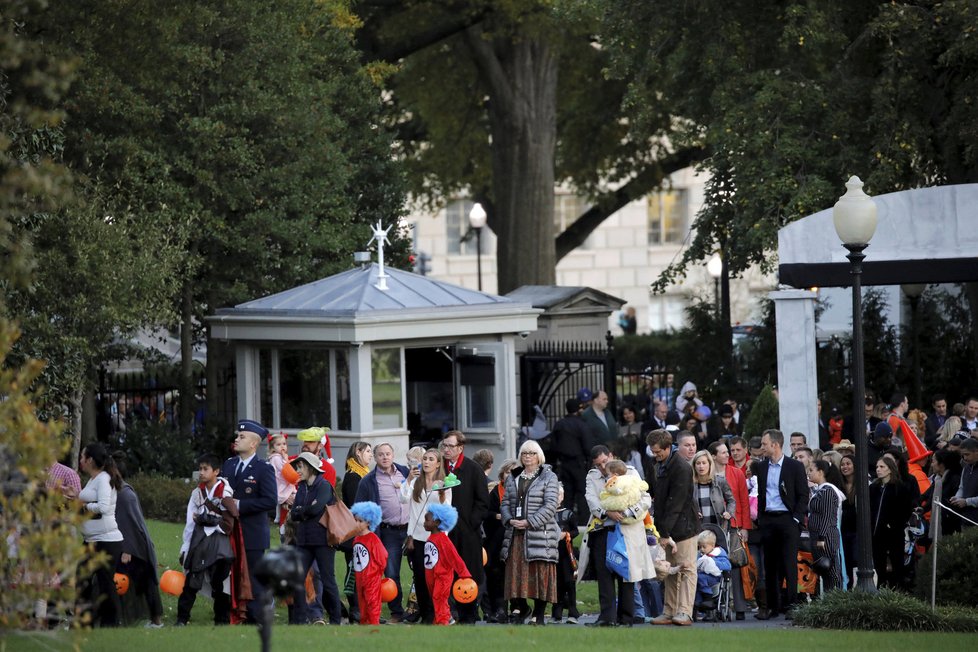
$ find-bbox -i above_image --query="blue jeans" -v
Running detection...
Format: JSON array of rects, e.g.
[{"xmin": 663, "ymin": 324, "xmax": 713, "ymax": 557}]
[
  {"xmin": 378, "ymin": 526, "xmax": 407, "ymax": 616},
  {"xmin": 294, "ymin": 545, "xmax": 341, "ymax": 624}
]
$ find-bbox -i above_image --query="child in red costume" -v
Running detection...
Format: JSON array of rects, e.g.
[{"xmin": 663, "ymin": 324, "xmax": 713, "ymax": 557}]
[
  {"xmin": 350, "ymin": 501, "xmax": 387, "ymax": 625},
  {"xmin": 423, "ymin": 503, "xmax": 471, "ymax": 625}
]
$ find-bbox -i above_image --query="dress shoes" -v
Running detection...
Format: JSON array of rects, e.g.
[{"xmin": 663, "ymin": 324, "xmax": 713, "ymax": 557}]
[
  {"xmin": 754, "ymin": 609, "xmax": 778, "ymax": 621},
  {"xmin": 586, "ymin": 620, "xmax": 617, "ymax": 627}
]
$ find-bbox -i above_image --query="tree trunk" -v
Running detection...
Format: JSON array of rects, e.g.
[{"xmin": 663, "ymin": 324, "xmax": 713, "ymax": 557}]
[
  {"xmin": 465, "ymin": 27, "xmax": 558, "ymax": 294},
  {"xmin": 69, "ymin": 391, "xmax": 84, "ymax": 471},
  {"xmin": 179, "ymin": 282, "xmax": 195, "ymax": 439}
]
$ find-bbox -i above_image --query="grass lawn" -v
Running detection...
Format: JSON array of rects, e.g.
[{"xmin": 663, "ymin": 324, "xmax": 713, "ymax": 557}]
[
  {"xmin": 4, "ymin": 625, "xmax": 975, "ymax": 652},
  {"xmin": 2, "ymin": 520, "xmax": 971, "ymax": 650}
]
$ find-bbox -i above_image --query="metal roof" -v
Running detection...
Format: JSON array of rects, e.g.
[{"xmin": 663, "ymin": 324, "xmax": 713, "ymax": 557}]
[
  {"xmin": 215, "ymin": 263, "xmax": 517, "ymax": 319},
  {"xmin": 505, "ymin": 285, "xmax": 625, "ymax": 312}
]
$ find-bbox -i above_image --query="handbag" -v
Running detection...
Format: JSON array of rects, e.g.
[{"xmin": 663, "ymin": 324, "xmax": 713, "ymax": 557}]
[
  {"xmin": 605, "ymin": 524, "xmax": 630, "ymax": 580},
  {"xmin": 727, "ymin": 528, "xmax": 748, "ymax": 568},
  {"xmin": 318, "ymin": 499, "xmax": 359, "ymax": 548}
]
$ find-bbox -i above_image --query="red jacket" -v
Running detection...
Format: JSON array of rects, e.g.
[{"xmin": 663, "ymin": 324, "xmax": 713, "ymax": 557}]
[{"xmin": 725, "ymin": 463, "xmax": 751, "ymax": 530}]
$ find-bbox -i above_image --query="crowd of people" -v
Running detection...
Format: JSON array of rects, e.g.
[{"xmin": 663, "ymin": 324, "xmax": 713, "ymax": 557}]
[{"xmin": 30, "ymin": 383, "xmax": 978, "ymax": 629}]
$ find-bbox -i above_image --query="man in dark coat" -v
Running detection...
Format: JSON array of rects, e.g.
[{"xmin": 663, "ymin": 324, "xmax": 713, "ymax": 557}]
[
  {"xmin": 551, "ymin": 398, "xmax": 593, "ymax": 522},
  {"xmin": 755, "ymin": 429, "xmax": 809, "ymax": 620},
  {"xmin": 440, "ymin": 431, "xmax": 489, "ymax": 623},
  {"xmin": 221, "ymin": 419, "xmax": 277, "ymax": 623}
]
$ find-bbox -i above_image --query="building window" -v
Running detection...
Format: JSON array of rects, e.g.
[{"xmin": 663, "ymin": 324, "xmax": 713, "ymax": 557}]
[
  {"xmin": 647, "ymin": 296, "xmax": 687, "ymax": 331},
  {"xmin": 647, "ymin": 189, "xmax": 689, "ymax": 245},
  {"xmin": 446, "ymin": 199, "xmax": 488, "ymax": 255},
  {"xmin": 554, "ymin": 193, "xmax": 594, "ymax": 250},
  {"xmin": 458, "ymin": 354, "xmax": 495, "ymax": 430}
]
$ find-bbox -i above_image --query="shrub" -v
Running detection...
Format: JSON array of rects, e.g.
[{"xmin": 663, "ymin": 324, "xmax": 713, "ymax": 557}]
[
  {"xmin": 741, "ymin": 384, "xmax": 779, "ymax": 439},
  {"xmin": 915, "ymin": 526, "xmax": 978, "ymax": 608},
  {"xmin": 129, "ymin": 474, "xmax": 194, "ymax": 523},
  {"xmin": 108, "ymin": 421, "xmax": 198, "ymax": 477},
  {"xmin": 792, "ymin": 588, "xmax": 978, "ymax": 632}
]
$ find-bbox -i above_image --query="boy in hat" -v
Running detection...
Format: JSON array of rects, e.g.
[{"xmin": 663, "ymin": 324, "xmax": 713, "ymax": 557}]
[
  {"xmin": 297, "ymin": 426, "xmax": 337, "ymax": 487},
  {"xmin": 350, "ymin": 501, "xmax": 387, "ymax": 625},
  {"xmin": 221, "ymin": 419, "xmax": 277, "ymax": 623},
  {"xmin": 423, "ymin": 503, "xmax": 471, "ymax": 625}
]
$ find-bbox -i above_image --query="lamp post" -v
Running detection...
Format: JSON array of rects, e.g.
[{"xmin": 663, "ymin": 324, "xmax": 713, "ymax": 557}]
[
  {"xmin": 902, "ymin": 283, "xmax": 925, "ymax": 408},
  {"xmin": 833, "ymin": 175, "xmax": 878, "ymax": 593},
  {"xmin": 707, "ymin": 253, "xmax": 722, "ymax": 318},
  {"xmin": 468, "ymin": 202, "xmax": 487, "ymax": 291}
]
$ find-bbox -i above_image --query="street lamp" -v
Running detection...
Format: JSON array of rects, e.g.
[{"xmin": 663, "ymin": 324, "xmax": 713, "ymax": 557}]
[
  {"xmin": 707, "ymin": 253, "xmax": 722, "ymax": 318},
  {"xmin": 468, "ymin": 202, "xmax": 487, "ymax": 291},
  {"xmin": 902, "ymin": 283, "xmax": 926, "ymax": 408},
  {"xmin": 832, "ymin": 175, "xmax": 878, "ymax": 593}
]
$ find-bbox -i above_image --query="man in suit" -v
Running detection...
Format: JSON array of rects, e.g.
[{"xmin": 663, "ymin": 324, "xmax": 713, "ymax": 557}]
[
  {"xmin": 924, "ymin": 394, "xmax": 948, "ymax": 449},
  {"xmin": 221, "ymin": 419, "xmax": 277, "ymax": 623},
  {"xmin": 582, "ymin": 390, "xmax": 617, "ymax": 445},
  {"xmin": 440, "ymin": 430, "xmax": 489, "ymax": 623},
  {"xmin": 755, "ymin": 428, "xmax": 809, "ymax": 620}
]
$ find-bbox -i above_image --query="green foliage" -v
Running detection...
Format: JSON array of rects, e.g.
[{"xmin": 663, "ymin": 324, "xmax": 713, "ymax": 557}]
[
  {"xmin": 603, "ymin": 0, "xmax": 978, "ymax": 292},
  {"xmin": 860, "ymin": 288, "xmax": 899, "ymax": 401},
  {"xmin": 915, "ymin": 527, "xmax": 978, "ymax": 609},
  {"xmin": 127, "ymin": 474, "xmax": 195, "ymax": 523},
  {"xmin": 112, "ymin": 421, "xmax": 197, "ymax": 479},
  {"xmin": 0, "ymin": 323, "xmax": 93, "ymax": 629},
  {"xmin": 742, "ymin": 384, "xmax": 779, "ymax": 439},
  {"xmin": 793, "ymin": 588, "xmax": 978, "ymax": 633}
]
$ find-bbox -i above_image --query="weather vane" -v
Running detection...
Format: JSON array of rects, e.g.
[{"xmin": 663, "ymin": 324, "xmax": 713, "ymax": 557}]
[{"xmin": 367, "ymin": 220, "xmax": 393, "ymax": 290}]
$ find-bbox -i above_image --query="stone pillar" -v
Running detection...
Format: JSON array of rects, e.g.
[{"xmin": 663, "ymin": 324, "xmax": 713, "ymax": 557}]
[{"xmin": 771, "ymin": 289, "xmax": 819, "ymax": 448}]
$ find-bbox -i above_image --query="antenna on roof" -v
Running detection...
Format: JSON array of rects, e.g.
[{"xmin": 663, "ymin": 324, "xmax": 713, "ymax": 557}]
[{"xmin": 367, "ymin": 221, "xmax": 393, "ymax": 290}]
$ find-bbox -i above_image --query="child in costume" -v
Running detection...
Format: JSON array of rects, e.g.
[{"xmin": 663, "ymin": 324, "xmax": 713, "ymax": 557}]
[
  {"xmin": 552, "ymin": 484, "xmax": 580, "ymax": 623},
  {"xmin": 423, "ymin": 503, "xmax": 471, "ymax": 625},
  {"xmin": 177, "ymin": 454, "xmax": 247, "ymax": 625},
  {"xmin": 349, "ymin": 502, "xmax": 388, "ymax": 625},
  {"xmin": 266, "ymin": 433, "xmax": 295, "ymax": 540}
]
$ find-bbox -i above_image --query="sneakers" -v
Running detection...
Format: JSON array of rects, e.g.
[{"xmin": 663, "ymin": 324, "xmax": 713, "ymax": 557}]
[
  {"xmin": 144, "ymin": 622, "xmax": 164, "ymax": 629},
  {"xmin": 672, "ymin": 613, "xmax": 693, "ymax": 626},
  {"xmin": 566, "ymin": 616, "xmax": 578, "ymax": 625},
  {"xmin": 650, "ymin": 614, "xmax": 674, "ymax": 625}
]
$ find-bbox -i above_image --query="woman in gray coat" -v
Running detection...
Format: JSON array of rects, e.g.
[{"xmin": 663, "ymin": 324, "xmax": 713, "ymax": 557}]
[{"xmin": 501, "ymin": 439, "xmax": 560, "ymax": 625}]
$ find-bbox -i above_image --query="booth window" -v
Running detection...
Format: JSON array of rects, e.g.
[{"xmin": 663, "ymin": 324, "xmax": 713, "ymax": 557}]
[
  {"xmin": 260, "ymin": 348, "xmax": 351, "ymax": 431},
  {"xmin": 372, "ymin": 347, "xmax": 403, "ymax": 430},
  {"xmin": 458, "ymin": 355, "xmax": 495, "ymax": 430}
]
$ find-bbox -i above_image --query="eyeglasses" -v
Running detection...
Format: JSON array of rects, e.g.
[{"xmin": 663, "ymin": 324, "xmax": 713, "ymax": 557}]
[
  {"xmin": 440, "ymin": 443, "xmax": 459, "ymax": 449},
  {"xmin": 521, "ymin": 452, "xmax": 538, "ymax": 457}
]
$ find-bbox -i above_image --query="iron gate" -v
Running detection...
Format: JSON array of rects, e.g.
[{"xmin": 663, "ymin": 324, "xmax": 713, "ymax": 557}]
[{"xmin": 519, "ymin": 332, "xmax": 617, "ymax": 428}]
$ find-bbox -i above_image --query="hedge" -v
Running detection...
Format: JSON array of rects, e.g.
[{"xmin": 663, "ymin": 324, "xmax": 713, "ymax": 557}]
[
  {"xmin": 915, "ymin": 525, "xmax": 978, "ymax": 608},
  {"xmin": 129, "ymin": 473, "xmax": 194, "ymax": 523},
  {"xmin": 792, "ymin": 588, "xmax": 978, "ymax": 632}
]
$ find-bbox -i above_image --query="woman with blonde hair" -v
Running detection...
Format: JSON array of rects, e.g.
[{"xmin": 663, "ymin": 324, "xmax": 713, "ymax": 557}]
[
  {"xmin": 501, "ymin": 440, "xmax": 560, "ymax": 625},
  {"xmin": 691, "ymin": 450, "xmax": 735, "ymax": 530},
  {"xmin": 400, "ymin": 448, "xmax": 450, "ymax": 623},
  {"xmin": 935, "ymin": 416, "xmax": 963, "ymax": 448}
]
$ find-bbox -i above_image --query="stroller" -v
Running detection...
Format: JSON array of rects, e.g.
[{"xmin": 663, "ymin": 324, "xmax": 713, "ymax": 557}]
[{"xmin": 694, "ymin": 523, "xmax": 732, "ymax": 623}]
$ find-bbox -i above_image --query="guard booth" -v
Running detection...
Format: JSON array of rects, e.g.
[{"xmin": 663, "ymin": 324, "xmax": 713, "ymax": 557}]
[{"xmin": 208, "ymin": 259, "xmax": 541, "ymax": 463}]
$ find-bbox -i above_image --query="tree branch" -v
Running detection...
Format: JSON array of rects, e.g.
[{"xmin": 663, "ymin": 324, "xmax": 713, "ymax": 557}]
[
  {"xmin": 356, "ymin": 2, "xmax": 491, "ymax": 63},
  {"xmin": 554, "ymin": 146, "xmax": 706, "ymax": 260},
  {"xmin": 462, "ymin": 24, "xmax": 515, "ymax": 110}
]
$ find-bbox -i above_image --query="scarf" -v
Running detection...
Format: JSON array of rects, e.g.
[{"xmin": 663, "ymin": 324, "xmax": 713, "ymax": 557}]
[
  {"xmin": 445, "ymin": 453, "xmax": 465, "ymax": 474},
  {"xmin": 346, "ymin": 457, "xmax": 369, "ymax": 478}
]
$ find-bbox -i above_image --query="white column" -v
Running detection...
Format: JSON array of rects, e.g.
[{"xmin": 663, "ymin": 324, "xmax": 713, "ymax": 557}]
[
  {"xmin": 349, "ymin": 343, "xmax": 373, "ymax": 434},
  {"xmin": 771, "ymin": 289, "xmax": 819, "ymax": 448},
  {"xmin": 235, "ymin": 345, "xmax": 259, "ymax": 422}
]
